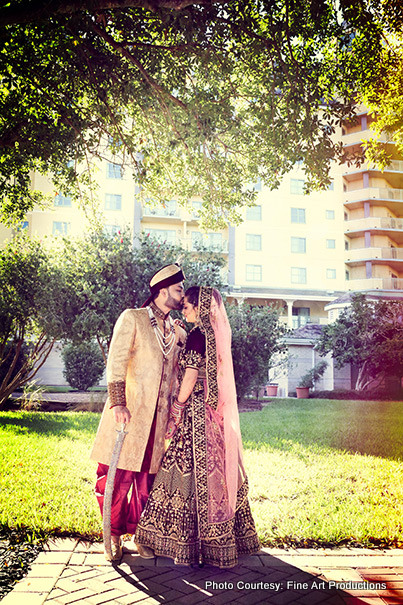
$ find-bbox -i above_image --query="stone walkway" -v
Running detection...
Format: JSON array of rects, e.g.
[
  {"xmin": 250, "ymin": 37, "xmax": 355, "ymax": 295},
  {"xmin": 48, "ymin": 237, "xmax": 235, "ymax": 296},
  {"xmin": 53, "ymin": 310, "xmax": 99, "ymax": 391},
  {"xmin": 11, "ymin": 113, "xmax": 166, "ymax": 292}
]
[{"xmin": 2, "ymin": 539, "xmax": 402, "ymax": 605}]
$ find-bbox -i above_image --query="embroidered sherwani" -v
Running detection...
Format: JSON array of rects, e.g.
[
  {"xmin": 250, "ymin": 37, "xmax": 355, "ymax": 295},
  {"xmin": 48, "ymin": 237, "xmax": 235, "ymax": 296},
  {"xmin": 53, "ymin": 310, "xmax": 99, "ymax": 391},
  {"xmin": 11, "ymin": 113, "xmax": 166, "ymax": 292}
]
[{"xmin": 91, "ymin": 305, "xmax": 186, "ymax": 473}]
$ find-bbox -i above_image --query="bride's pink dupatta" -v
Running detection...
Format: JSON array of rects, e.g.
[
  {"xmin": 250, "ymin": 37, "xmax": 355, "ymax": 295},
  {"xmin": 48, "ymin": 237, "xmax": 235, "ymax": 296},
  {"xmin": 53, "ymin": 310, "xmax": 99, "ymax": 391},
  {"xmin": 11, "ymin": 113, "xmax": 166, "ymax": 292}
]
[{"xmin": 199, "ymin": 287, "xmax": 246, "ymax": 525}]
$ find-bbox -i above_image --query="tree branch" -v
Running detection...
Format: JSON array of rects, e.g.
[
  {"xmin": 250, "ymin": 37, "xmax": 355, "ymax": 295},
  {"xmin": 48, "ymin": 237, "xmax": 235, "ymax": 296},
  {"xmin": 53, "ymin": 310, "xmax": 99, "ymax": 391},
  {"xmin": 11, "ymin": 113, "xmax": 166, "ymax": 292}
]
[
  {"xmin": 90, "ymin": 21, "xmax": 188, "ymax": 111},
  {"xmin": 0, "ymin": 0, "xmax": 220, "ymax": 27}
]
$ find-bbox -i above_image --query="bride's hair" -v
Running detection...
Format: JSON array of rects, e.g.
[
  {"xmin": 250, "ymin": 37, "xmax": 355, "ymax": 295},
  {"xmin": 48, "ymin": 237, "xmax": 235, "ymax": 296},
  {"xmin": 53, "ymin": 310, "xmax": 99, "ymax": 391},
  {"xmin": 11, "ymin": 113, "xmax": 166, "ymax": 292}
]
[
  {"xmin": 185, "ymin": 286, "xmax": 222, "ymax": 308},
  {"xmin": 184, "ymin": 286, "xmax": 200, "ymax": 307}
]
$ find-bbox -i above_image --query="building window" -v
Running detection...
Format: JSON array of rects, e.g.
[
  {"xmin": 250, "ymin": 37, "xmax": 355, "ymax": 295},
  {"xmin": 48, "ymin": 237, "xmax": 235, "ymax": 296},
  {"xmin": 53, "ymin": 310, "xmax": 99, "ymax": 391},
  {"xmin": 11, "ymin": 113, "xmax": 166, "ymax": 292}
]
[
  {"xmin": 54, "ymin": 194, "xmax": 72, "ymax": 207},
  {"xmin": 192, "ymin": 201, "xmax": 202, "ymax": 218},
  {"xmin": 246, "ymin": 264, "xmax": 262, "ymax": 281},
  {"xmin": 291, "ymin": 207, "xmax": 306, "ymax": 223},
  {"xmin": 326, "ymin": 210, "xmax": 335, "ymax": 220},
  {"xmin": 344, "ymin": 211, "xmax": 348, "ymax": 220},
  {"xmin": 292, "ymin": 307, "xmax": 310, "ymax": 328},
  {"xmin": 144, "ymin": 199, "xmax": 177, "ymax": 217},
  {"xmin": 290, "ymin": 179, "xmax": 305, "ymax": 195},
  {"xmin": 164, "ymin": 200, "xmax": 177, "ymax": 216},
  {"xmin": 326, "ymin": 239, "xmax": 336, "ymax": 249},
  {"xmin": 192, "ymin": 231, "xmax": 223, "ymax": 251},
  {"xmin": 246, "ymin": 234, "xmax": 262, "ymax": 251},
  {"xmin": 345, "ymin": 270, "xmax": 350, "ymax": 281},
  {"xmin": 104, "ymin": 225, "xmax": 121, "ymax": 236},
  {"xmin": 191, "ymin": 232, "xmax": 202, "ymax": 249},
  {"xmin": 105, "ymin": 193, "xmax": 122, "ymax": 211},
  {"xmin": 253, "ymin": 178, "xmax": 262, "ymax": 192},
  {"xmin": 52, "ymin": 221, "xmax": 70, "ymax": 236},
  {"xmin": 108, "ymin": 135, "xmax": 123, "ymax": 148},
  {"xmin": 328, "ymin": 181, "xmax": 334, "ymax": 191},
  {"xmin": 246, "ymin": 205, "xmax": 262, "ymax": 221},
  {"xmin": 345, "ymin": 240, "xmax": 349, "ymax": 250},
  {"xmin": 107, "ymin": 162, "xmax": 123, "ymax": 179},
  {"xmin": 145, "ymin": 229, "xmax": 176, "ymax": 245},
  {"xmin": 291, "ymin": 267, "xmax": 307, "ymax": 284},
  {"xmin": 327, "ymin": 269, "xmax": 336, "ymax": 279},
  {"xmin": 291, "ymin": 237, "xmax": 306, "ymax": 253}
]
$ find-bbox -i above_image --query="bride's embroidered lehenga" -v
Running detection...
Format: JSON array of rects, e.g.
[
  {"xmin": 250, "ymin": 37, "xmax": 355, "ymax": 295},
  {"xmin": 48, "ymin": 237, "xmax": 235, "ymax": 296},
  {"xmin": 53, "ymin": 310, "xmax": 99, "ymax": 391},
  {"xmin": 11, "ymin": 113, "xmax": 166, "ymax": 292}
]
[{"xmin": 134, "ymin": 287, "xmax": 260, "ymax": 568}]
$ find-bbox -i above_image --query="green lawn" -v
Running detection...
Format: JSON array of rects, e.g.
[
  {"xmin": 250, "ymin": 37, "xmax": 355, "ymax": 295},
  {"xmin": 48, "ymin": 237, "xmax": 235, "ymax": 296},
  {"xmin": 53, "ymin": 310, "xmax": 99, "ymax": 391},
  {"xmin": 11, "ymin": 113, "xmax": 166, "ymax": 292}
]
[
  {"xmin": 243, "ymin": 398, "xmax": 403, "ymax": 547},
  {"xmin": 1, "ymin": 398, "xmax": 402, "ymax": 547}
]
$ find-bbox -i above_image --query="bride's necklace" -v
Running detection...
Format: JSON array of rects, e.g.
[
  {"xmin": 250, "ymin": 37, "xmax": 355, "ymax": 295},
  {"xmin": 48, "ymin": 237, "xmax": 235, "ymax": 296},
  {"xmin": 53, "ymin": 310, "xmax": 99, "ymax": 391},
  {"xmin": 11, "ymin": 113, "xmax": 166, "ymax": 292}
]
[{"xmin": 146, "ymin": 306, "xmax": 176, "ymax": 358}]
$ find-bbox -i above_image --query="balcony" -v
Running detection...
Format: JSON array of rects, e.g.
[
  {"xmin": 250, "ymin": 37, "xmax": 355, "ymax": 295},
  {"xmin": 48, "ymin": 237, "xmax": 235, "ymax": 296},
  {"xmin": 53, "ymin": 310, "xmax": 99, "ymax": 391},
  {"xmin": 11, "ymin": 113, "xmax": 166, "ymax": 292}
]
[
  {"xmin": 181, "ymin": 237, "xmax": 229, "ymax": 253},
  {"xmin": 192, "ymin": 240, "xmax": 229, "ymax": 253},
  {"xmin": 343, "ymin": 160, "xmax": 403, "ymax": 189},
  {"xmin": 345, "ymin": 247, "xmax": 403, "ymax": 270},
  {"xmin": 344, "ymin": 187, "xmax": 403, "ymax": 213},
  {"xmin": 345, "ymin": 217, "xmax": 403, "ymax": 243},
  {"xmin": 342, "ymin": 129, "xmax": 392, "ymax": 149},
  {"xmin": 142, "ymin": 203, "xmax": 180, "ymax": 220},
  {"xmin": 347, "ymin": 277, "xmax": 403, "ymax": 291}
]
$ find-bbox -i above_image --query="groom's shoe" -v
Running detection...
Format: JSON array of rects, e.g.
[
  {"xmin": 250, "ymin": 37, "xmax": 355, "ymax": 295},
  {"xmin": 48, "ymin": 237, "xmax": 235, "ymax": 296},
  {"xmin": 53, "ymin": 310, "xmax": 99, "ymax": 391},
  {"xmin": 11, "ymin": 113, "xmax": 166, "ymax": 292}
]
[
  {"xmin": 134, "ymin": 540, "xmax": 155, "ymax": 559},
  {"xmin": 104, "ymin": 536, "xmax": 123, "ymax": 562}
]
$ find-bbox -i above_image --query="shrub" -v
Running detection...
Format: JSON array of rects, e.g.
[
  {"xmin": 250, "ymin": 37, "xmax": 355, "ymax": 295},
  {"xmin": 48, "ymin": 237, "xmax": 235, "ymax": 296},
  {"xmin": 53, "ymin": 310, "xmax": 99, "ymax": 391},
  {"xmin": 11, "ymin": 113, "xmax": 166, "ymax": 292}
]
[
  {"xmin": 298, "ymin": 360, "xmax": 328, "ymax": 388},
  {"xmin": 62, "ymin": 342, "xmax": 105, "ymax": 391}
]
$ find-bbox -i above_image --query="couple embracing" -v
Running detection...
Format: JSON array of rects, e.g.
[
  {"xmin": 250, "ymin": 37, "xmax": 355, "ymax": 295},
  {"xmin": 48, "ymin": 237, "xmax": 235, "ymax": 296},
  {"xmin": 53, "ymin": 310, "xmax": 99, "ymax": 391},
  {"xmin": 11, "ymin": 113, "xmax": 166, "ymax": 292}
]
[{"xmin": 91, "ymin": 264, "xmax": 260, "ymax": 568}]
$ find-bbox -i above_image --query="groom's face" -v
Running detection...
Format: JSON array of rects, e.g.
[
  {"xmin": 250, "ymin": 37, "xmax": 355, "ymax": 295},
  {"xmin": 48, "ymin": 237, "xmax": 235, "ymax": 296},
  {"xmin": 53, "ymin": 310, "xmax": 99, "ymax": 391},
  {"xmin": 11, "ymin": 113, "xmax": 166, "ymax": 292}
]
[{"xmin": 165, "ymin": 283, "xmax": 185, "ymax": 310}]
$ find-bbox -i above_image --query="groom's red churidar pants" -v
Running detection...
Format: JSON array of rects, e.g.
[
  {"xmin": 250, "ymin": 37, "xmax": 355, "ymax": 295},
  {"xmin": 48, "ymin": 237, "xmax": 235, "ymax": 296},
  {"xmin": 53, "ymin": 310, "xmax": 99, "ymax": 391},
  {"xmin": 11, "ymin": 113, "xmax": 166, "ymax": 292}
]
[{"xmin": 95, "ymin": 413, "xmax": 156, "ymax": 536}]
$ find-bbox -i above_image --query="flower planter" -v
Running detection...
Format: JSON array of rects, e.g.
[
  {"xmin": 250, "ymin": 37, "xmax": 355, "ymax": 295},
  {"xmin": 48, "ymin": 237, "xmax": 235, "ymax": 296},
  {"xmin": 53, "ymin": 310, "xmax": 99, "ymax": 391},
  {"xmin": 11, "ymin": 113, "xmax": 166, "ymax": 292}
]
[
  {"xmin": 296, "ymin": 386, "xmax": 310, "ymax": 399},
  {"xmin": 265, "ymin": 384, "xmax": 278, "ymax": 396}
]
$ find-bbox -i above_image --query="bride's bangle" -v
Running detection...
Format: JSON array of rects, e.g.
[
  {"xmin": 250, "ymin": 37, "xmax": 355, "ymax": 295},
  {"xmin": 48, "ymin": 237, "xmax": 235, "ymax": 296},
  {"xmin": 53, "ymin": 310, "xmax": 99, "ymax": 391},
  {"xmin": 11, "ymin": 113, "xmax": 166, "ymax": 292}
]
[{"xmin": 171, "ymin": 398, "xmax": 187, "ymax": 412}]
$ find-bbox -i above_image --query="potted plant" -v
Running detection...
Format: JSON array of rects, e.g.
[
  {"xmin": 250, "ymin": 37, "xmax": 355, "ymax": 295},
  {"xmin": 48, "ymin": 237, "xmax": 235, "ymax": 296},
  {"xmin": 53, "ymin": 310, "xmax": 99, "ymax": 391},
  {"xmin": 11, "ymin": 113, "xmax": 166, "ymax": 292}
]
[
  {"xmin": 266, "ymin": 352, "xmax": 290, "ymax": 397},
  {"xmin": 296, "ymin": 360, "xmax": 327, "ymax": 399},
  {"xmin": 265, "ymin": 383, "xmax": 278, "ymax": 396}
]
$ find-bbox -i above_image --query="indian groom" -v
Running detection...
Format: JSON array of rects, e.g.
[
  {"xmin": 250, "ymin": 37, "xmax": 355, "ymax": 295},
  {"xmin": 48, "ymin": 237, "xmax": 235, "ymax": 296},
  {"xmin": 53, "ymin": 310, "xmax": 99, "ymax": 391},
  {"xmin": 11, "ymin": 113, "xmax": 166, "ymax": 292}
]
[{"xmin": 91, "ymin": 263, "xmax": 187, "ymax": 561}]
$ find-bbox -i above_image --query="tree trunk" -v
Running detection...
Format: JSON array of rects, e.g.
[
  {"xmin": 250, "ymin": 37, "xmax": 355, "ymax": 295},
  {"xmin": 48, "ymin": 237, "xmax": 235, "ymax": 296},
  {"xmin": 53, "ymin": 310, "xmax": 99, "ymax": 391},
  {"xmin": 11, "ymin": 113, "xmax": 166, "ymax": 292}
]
[
  {"xmin": 355, "ymin": 361, "xmax": 379, "ymax": 391},
  {"xmin": 0, "ymin": 335, "xmax": 54, "ymax": 409},
  {"xmin": 96, "ymin": 335, "xmax": 108, "ymax": 366}
]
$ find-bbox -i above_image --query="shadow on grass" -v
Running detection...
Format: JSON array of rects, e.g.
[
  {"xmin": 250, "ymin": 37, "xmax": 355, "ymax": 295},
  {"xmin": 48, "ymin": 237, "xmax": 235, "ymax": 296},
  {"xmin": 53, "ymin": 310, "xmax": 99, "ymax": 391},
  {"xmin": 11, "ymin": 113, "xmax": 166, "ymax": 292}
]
[
  {"xmin": 0, "ymin": 410, "xmax": 100, "ymax": 438},
  {"xmin": 241, "ymin": 398, "xmax": 403, "ymax": 461}
]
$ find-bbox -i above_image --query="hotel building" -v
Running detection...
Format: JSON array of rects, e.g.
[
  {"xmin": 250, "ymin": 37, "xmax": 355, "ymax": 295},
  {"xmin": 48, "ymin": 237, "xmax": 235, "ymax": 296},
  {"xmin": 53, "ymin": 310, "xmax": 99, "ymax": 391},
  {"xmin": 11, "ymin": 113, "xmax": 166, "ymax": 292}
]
[{"xmin": 3, "ymin": 106, "xmax": 403, "ymax": 390}]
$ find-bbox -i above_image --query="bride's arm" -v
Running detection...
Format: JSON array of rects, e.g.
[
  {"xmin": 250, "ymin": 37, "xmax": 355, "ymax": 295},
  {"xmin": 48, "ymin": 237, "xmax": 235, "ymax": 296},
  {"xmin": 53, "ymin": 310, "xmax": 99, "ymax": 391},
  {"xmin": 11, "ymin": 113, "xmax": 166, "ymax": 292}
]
[
  {"xmin": 177, "ymin": 367, "xmax": 199, "ymax": 404},
  {"xmin": 165, "ymin": 367, "xmax": 198, "ymax": 439}
]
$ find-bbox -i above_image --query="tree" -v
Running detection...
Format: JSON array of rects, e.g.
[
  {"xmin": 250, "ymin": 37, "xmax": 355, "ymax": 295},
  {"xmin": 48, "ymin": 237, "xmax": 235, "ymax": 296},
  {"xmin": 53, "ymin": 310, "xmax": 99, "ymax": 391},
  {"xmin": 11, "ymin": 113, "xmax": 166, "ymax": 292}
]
[
  {"xmin": 352, "ymin": 1, "xmax": 403, "ymax": 169},
  {"xmin": 315, "ymin": 293, "xmax": 403, "ymax": 391},
  {"xmin": 0, "ymin": 1, "xmax": 386, "ymax": 227},
  {"xmin": 0, "ymin": 236, "xmax": 55, "ymax": 407},
  {"xmin": 48, "ymin": 229, "xmax": 226, "ymax": 362},
  {"xmin": 226, "ymin": 302, "xmax": 288, "ymax": 401}
]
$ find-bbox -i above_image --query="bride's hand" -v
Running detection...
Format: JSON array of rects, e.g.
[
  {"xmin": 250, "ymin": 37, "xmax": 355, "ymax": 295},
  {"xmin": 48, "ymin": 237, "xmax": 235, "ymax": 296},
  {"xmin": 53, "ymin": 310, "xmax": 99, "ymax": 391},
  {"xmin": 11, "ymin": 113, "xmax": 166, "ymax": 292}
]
[{"xmin": 165, "ymin": 418, "xmax": 177, "ymax": 440}]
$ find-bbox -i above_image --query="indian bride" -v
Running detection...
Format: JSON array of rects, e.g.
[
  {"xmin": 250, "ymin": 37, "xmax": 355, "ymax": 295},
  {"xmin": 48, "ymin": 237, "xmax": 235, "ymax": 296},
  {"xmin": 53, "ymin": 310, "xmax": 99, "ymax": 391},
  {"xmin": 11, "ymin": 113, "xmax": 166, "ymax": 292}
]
[{"xmin": 134, "ymin": 286, "xmax": 260, "ymax": 568}]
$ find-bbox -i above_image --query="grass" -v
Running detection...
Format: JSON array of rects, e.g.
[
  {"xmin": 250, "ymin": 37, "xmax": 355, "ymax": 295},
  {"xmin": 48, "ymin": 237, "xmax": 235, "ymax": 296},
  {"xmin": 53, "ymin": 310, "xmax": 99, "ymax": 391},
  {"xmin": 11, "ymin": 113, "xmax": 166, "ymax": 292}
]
[
  {"xmin": 0, "ymin": 412, "xmax": 101, "ymax": 540},
  {"xmin": 0, "ymin": 398, "xmax": 402, "ymax": 548},
  {"xmin": 243, "ymin": 398, "xmax": 403, "ymax": 548},
  {"xmin": 36, "ymin": 386, "xmax": 107, "ymax": 393}
]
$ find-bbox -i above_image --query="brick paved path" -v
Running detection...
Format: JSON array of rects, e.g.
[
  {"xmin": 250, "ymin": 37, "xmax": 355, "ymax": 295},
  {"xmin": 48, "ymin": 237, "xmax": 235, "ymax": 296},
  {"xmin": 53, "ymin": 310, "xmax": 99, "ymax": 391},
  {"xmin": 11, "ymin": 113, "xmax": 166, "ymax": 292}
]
[{"xmin": 2, "ymin": 539, "xmax": 402, "ymax": 605}]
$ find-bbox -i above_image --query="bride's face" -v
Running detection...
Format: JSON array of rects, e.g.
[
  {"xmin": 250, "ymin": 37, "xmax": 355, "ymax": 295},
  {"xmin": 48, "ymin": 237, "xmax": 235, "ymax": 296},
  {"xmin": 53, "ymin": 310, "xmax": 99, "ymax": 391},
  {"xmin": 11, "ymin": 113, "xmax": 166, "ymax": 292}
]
[{"xmin": 182, "ymin": 297, "xmax": 198, "ymax": 323}]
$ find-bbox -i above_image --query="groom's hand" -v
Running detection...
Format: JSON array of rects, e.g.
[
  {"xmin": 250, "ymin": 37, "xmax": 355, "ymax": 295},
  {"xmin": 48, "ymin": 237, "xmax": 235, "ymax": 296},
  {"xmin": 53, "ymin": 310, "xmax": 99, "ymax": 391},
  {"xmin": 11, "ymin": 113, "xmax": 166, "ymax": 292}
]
[{"xmin": 113, "ymin": 405, "xmax": 131, "ymax": 424}]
